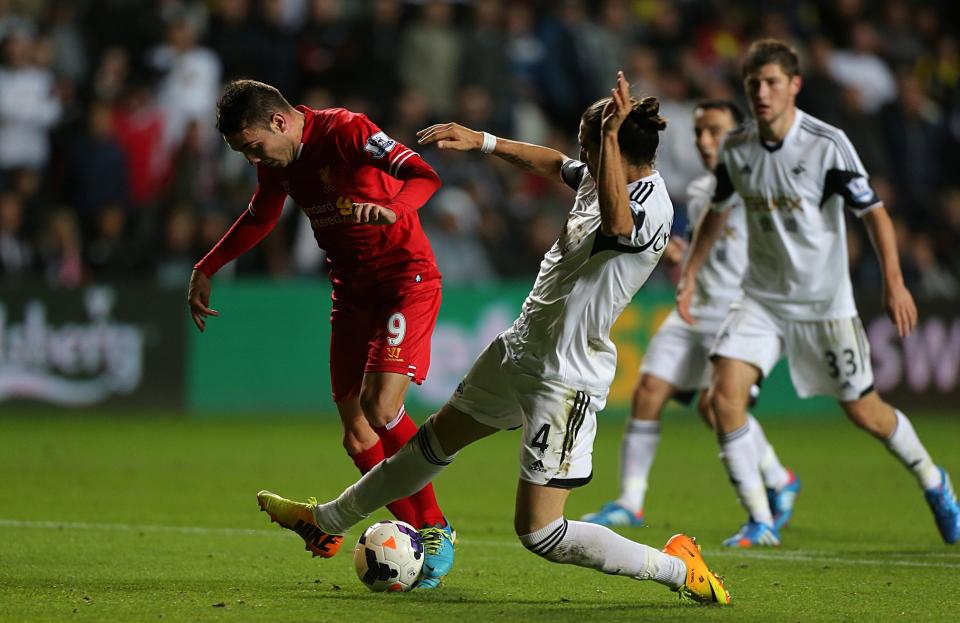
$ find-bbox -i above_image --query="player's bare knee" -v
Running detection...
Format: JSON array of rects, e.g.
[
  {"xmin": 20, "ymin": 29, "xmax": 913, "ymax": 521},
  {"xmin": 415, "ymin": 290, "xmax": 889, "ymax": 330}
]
[
  {"xmin": 358, "ymin": 389, "xmax": 399, "ymax": 428},
  {"xmin": 709, "ymin": 382, "xmax": 744, "ymax": 419},
  {"xmin": 631, "ymin": 375, "xmax": 667, "ymax": 421}
]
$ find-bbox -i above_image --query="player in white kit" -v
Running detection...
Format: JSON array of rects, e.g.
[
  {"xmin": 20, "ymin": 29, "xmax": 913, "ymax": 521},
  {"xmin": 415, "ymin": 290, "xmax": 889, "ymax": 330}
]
[
  {"xmin": 678, "ymin": 39, "xmax": 959, "ymax": 547},
  {"xmin": 257, "ymin": 73, "xmax": 730, "ymax": 604},
  {"xmin": 583, "ymin": 101, "xmax": 799, "ymax": 531}
]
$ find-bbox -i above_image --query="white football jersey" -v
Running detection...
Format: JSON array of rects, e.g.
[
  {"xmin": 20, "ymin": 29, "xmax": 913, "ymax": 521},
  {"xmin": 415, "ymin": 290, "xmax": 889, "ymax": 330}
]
[
  {"xmin": 502, "ymin": 160, "xmax": 673, "ymax": 397},
  {"xmin": 685, "ymin": 173, "xmax": 747, "ymax": 321},
  {"xmin": 712, "ymin": 109, "xmax": 880, "ymax": 320}
]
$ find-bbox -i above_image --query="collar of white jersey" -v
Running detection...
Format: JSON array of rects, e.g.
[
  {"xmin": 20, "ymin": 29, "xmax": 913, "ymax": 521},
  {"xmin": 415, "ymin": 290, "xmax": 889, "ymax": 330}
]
[
  {"xmin": 760, "ymin": 109, "xmax": 804, "ymax": 152},
  {"xmin": 784, "ymin": 108, "xmax": 804, "ymax": 145},
  {"xmin": 626, "ymin": 169, "xmax": 661, "ymax": 190}
]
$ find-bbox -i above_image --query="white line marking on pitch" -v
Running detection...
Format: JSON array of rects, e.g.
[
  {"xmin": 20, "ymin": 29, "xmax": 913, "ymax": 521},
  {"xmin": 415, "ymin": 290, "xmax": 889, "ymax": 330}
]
[{"xmin": 2, "ymin": 519, "xmax": 958, "ymax": 569}]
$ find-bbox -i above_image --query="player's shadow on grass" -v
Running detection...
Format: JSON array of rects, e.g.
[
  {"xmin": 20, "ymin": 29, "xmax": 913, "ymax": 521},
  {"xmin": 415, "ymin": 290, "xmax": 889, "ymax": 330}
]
[{"xmin": 299, "ymin": 589, "xmax": 705, "ymax": 611}]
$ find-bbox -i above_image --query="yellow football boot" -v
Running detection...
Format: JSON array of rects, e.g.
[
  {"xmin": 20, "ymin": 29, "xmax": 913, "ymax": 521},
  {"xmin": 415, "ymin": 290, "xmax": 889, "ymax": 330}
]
[
  {"xmin": 256, "ymin": 490, "xmax": 343, "ymax": 558},
  {"xmin": 662, "ymin": 533, "xmax": 731, "ymax": 605}
]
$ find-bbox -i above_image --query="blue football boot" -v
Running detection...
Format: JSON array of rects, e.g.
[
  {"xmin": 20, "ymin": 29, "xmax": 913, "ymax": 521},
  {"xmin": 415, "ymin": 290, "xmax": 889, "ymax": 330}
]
[
  {"xmin": 415, "ymin": 520, "xmax": 456, "ymax": 589},
  {"xmin": 925, "ymin": 466, "xmax": 960, "ymax": 544},
  {"xmin": 722, "ymin": 520, "xmax": 780, "ymax": 547},
  {"xmin": 580, "ymin": 501, "xmax": 645, "ymax": 527},
  {"xmin": 767, "ymin": 469, "xmax": 801, "ymax": 532}
]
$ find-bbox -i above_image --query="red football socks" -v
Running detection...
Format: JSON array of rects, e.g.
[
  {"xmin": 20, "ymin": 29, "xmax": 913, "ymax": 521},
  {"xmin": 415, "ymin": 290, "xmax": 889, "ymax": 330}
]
[{"xmin": 374, "ymin": 407, "xmax": 446, "ymax": 528}]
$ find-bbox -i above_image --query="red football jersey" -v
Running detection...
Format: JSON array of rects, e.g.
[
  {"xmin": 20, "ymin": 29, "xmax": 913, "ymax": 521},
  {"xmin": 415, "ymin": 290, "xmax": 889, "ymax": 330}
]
[{"xmin": 196, "ymin": 106, "xmax": 442, "ymax": 297}]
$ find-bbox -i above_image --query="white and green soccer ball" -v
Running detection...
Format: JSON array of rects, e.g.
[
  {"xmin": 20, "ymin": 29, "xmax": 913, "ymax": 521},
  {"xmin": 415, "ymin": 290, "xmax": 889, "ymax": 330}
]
[{"xmin": 353, "ymin": 520, "xmax": 424, "ymax": 592}]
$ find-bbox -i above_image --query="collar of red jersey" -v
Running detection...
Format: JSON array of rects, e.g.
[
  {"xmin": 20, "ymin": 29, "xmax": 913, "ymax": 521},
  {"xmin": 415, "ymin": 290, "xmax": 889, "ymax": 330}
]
[{"xmin": 295, "ymin": 143, "xmax": 304, "ymax": 161}]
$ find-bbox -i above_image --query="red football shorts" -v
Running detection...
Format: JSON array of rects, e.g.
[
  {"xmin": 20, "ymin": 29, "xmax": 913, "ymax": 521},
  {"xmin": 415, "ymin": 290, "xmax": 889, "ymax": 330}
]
[{"xmin": 329, "ymin": 283, "xmax": 441, "ymax": 402}]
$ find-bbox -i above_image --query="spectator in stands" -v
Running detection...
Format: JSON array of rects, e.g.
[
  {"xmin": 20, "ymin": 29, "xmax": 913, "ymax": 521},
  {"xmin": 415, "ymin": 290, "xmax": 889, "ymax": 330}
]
[
  {"xmin": 39, "ymin": 208, "xmax": 83, "ymax": 288},
  {"xmin": 67, "ymin": 99, "xmax": 129, "ymax": 238},
  {"xmin": 206, "ymin": 0, "xmax": 262, "ymax": 83},
  {"xmin": 423, "ymin": 186, "xmax": 495, "ymax": 285},
  {"xmin": 459, "ymin": 0, "xmax": 513, "ymax": 131},
  {"xmin": 251, "ymin": 0, "xmax": 298, "ymax": 99},
  {"xmin": 85, "ymin": 201, "xmax": 140, "ymax": 279},
  {"xmin": 0, "ymin": 28, "xmax": 62, "ymax": 177},
  {"xmin": 828, "ymin": 20, "xmax": 897, "ymax": 114},
  {"xmin": 46, "ymin": 0, "xmax": 88, "ymax": 86},
  {"xmin": 0, "ymin": 191, "xmax": 33, "ymax": 282},
  {"xmin": 87, "ymin": 46, "xmax": 130, "ymax": 104},
  {"xmin": 910, "ymin": 230, "xmax": 959, "ymax": 300},
  {"xmin": 347, "ymin": 0, "xmax": 403, "ymax": 104},
  {"xmin": 155, "ymin": 203, "xmax": 199, "ymax": 288},
  {"xmin": 399, "ymin": 0, "xmax": 461, "ymax": 116},
  {"xmin": 295, "ymin": 0, "xmax": 352, "ymax": 101},
  {"xmin": 878, "ymin": 0, "xmax": 925, "ymax": 67},
  {"xmin": 881, "ymin": 71, "xmax": 945, "ymax": 216},
  {"xmin": 147, "ymin": 12, "xmax": 222, "ymax": 151},
  {"xmin": 111, "ymin": 81, "xmax": 169, "ymax": 212}
]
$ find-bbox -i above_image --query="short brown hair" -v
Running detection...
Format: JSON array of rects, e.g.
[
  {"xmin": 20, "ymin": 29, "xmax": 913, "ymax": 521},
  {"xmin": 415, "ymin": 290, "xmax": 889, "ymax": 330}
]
[
  {"xmin": 742, "ymin": 39, "xmax": 800, "ymax": 79},
  {"xmin": 580, "ymin": 95, "xmax": 667, "ymax": 166},
  {"xmin": 216, "ymin": 79, "xmax": 294, "ymax": 136}
]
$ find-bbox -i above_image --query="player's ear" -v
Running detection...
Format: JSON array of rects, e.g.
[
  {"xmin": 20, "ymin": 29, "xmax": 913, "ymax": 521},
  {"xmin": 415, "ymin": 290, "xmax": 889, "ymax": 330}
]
[
  {"xmin": 271, "ymin": 112, "xmax": 287, "ymax": 133},
  {"xmin": 790, "ymin": 74, "xmax": 802, "ymax": 97}
]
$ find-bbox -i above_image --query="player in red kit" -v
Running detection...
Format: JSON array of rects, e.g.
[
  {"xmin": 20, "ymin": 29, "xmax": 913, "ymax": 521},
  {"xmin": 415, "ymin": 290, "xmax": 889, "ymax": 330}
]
[{"xmin": 186, "ymin": 80, "xmax": 455, "ymax": 588}]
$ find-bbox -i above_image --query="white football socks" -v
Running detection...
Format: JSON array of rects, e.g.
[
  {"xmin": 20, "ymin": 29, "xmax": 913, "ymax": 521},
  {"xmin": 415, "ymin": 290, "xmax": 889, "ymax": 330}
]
[
  {"xmin": 314, "ymin": 417, "xmax": 455, "ymax": 535},
  {"xmin": 718, "ymin": 420, "xmax": 773, "ymax": 526},
  {"xmin": 747, "ymin": 414, "xmax": 791, "ymax": 491},
  {"xmin": 885, "ymin": 409, "xmax": 940, "ymax": 490},
  {"xmin": 616, "ymin": 419, "xmax": 660, "ymax": 513},
  {"xmin": 519, "ymin": 517, "xmax": 686, "ymax": 588}
]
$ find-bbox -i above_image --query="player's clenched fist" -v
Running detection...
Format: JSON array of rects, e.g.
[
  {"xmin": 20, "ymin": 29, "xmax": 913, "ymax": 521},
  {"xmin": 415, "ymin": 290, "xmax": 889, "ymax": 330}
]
[
  {"xmin": 416, "ymin": 123, "xmax": 483, "ymax": 151},
  {"xmin": 351, "ymin": 203, "xmax": 397, "ymax": 225}
]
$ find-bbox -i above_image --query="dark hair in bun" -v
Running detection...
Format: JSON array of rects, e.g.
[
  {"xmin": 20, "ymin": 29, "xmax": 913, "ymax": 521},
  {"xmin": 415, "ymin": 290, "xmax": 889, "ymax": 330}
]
[{"xmin": 580, "ymin": 94, "xmax": 667, "ymax": 166}]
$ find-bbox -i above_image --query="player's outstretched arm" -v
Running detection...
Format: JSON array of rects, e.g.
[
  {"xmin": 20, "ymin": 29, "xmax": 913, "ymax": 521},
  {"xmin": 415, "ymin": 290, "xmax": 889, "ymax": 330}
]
[
  {"xmin": 596, "ymin": 71, "xmax": 636, "ymax": 237},
  {"xmin": 416, "ymin": 122, "xmax": 569, "ymax": 181},
  {"xmin": 861, "ymin": 205, "xmax": 918, "ymax": 337},
  {"xmin": 676, "ymin": 208, "xmax": 729, "ymax": 324},
  {"xmin": 188, "ymin": 185, "xmax": 286, "ymax": 331}
]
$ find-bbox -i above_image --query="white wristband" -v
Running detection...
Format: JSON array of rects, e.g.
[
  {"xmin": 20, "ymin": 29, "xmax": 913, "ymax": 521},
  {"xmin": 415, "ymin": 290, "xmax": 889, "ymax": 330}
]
[{"xmin": 480, "ymin": 131, "xmax": 497, "ymax": 154}]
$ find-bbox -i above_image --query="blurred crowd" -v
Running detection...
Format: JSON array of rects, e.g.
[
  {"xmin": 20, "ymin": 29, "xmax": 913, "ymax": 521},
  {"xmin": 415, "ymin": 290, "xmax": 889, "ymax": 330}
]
[{"xmin": 0, "ymin": 0, "xmax": 958, "ymax": 300}]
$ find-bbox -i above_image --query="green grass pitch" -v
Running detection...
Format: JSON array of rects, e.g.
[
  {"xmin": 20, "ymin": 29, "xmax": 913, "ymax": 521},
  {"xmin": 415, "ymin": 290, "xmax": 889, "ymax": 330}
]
[{"xmin": 1, "ymin": 410, "xmax": 958, "ymax": 622}]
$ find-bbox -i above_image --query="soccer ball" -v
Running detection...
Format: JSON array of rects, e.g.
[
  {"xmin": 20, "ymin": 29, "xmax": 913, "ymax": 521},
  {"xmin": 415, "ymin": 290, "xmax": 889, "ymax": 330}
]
[{"xmin": 353, "ymin": 520, "xmax": 424, "ymax": 592}]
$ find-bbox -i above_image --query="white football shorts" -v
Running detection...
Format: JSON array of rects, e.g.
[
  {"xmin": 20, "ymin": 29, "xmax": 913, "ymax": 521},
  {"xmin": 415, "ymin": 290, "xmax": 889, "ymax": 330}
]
[
  {"xmin": 710, "ymin": 296, "xmax": 875, "ymax": 401},
  {"xmin": 448, "ymin": 334, "xmax": 601, "ymax": 488},
  {"xmin": 640, "ymin": 309, "xmax": 725, "ymax": 393}
]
